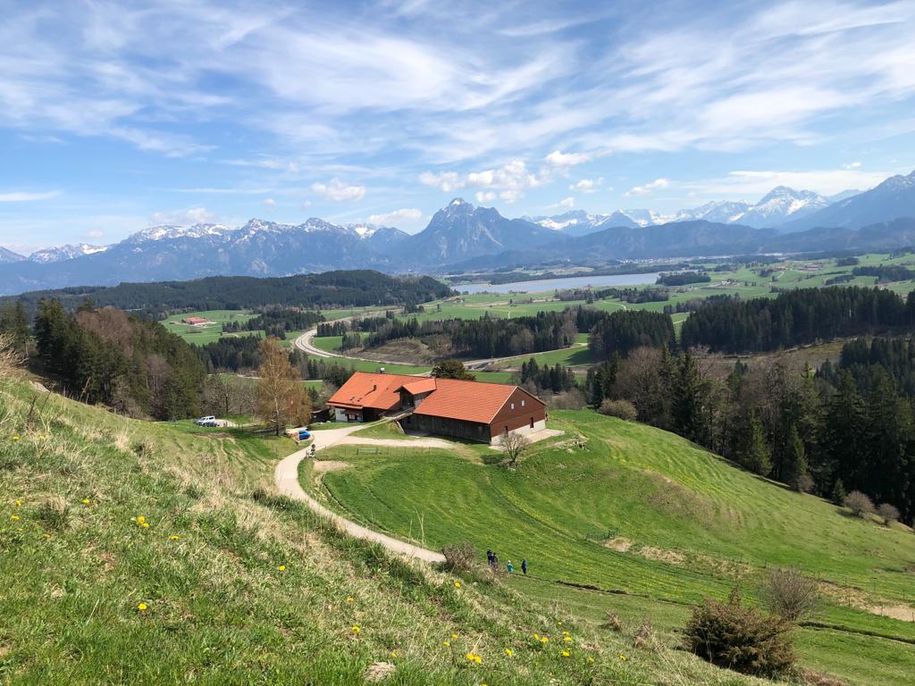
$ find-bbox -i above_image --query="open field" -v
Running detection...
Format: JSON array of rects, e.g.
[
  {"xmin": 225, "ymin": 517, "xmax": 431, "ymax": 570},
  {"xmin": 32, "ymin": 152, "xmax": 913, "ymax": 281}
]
[
  {"xmin": 1, "ymin": 377, "xmax": 775, "ymax": 685},
  {"xmin": 162, "ymin": 309, "xmax": 260, "ymax": 345},
  {"xmin": 314, "ymin": 409, "xmax": 915, "ymax": 686}
]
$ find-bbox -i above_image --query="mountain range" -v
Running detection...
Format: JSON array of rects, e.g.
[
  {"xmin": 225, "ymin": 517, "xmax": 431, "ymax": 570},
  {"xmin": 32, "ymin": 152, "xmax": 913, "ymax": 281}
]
[{"xmin": 1, "ymin": 170, "xmax": 914, "ymax": 295}]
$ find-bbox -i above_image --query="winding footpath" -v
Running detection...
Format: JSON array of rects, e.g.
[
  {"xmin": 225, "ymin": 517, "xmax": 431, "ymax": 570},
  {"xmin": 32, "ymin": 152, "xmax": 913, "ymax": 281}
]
[{"xmin": 273, "ymin": 424, "xmax": 446, "ymax": 564}]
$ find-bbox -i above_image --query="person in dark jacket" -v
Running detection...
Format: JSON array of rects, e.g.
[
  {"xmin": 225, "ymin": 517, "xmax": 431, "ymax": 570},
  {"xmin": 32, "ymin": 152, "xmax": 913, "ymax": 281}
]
[
  {"xmin": 521, "ymin": 559, "xmax": 528, "ymax": 575},
  {"xmin": 486, "ymin": 550, "xmax": 494, "ymax": 567}
]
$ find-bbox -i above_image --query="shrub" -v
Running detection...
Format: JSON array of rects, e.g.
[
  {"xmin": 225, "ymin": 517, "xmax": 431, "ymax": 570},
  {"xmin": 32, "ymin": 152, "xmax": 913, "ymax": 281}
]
[
  {"xmin": 761, "ymin": 568, "xmax": 819, "ymax": 622},
  {"xmin": 843, "ymin": 490, "xmax": 875, "ymax": 517},
  {"xmin": 440, "ymin": 542, "xmax": 479, "ymax": 574},
  {"xmin": 598, "ymin": 399, "xmax": 638, "ymax": 421},
  {"xmin": 876, "ymin": 502, "xmax": 900, "ymax": 526},
  {"xmin": 36, "ymin": 496, "xmax": 71, "ymax": 532},
  {"xmin": 684, "ymin": 589, "xmax": 795, "ymax": 679},
  {"xmin": 602, "ymin": 611, "xmax": 623, "ymax": 632}
]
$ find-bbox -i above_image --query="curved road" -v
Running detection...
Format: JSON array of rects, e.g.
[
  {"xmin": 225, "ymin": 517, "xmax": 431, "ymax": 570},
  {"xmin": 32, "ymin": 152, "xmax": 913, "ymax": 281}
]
[{"xmin": 274, "ymin": 424, "xmax": 446, "ymax": 563}]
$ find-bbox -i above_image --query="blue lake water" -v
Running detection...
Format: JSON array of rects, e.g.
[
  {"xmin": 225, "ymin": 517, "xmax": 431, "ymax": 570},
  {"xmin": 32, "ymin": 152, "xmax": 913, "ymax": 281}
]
[{"xmin": 457, "ymin": 271, "xmax": 661, "ymax": 294}]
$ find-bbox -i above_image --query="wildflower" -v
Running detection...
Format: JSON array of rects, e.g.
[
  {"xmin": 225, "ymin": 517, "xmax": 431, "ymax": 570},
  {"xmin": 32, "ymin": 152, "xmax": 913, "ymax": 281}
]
[
  {"xmin": 561, "ymin": 649, "xmax": 571, "ymax": 658},
  {"xmin": 563, "ymin": 636, "xmax": 573, "ymax": 643},
  {"xmin": 12, "ymin": 435, "xmax": 20, "ymax": 442},
  {"xmin": 390, "ymin": 650, "xmax": 398, "ymax": 659},
  {"xmin": 442, "ymin": 641, "xmax": 450, "ymax": 647},
  {"xmin": 562, "ymin": 630, "xmax": 570, "ymax": 637},
  {"xmin": 540, "ymin": 636, "xmax": 549, "ymax": 645},
  {"xmin": 277, "ymin": 564, "xmax": 286, "ymax": 572},
  {"xmin": 346, "ymin": 596, "xmax": 354, "ymax": 603},
  {"xmin": 619, "ymin": 653, "xmax": 627, "ymax": 661},
  {"xmin": 133, "ymin": 515, "xmax": 149, "ymax": 528},
  {"xmin": 465, "ymin": 652, "xmax": 482, "ymax": 664},
  {"xmin": 504, "ymin": 648, "xmax": 513, "ymax": 657},
  {"xmin": 169, "ymin": 535, "xmax": 180, "ymax": 541},
  {"xmin": 10, "ymin": 514, "xmax": 20, "ymax": 521},
  {"xmin": 453, "ymin": 580, "xmax": 462, "ymax": 589},
  {"xmin": 81, "ymin": 498, "xmax": 90, "ymax": 506},
  {"xmin": 587, "ymin": 656, "xmax": 595, "ymax": 664},
  {"xmin": 137, "ymin": 602, "xmax": 148, "ymax": 612},
  {"xmin": 451, "ymin": 633, "xmax": 458, "ymax": 640},
  {"xmin": 533, "ymin": 633, "xmax": 540, "ymax": 640},
  {"xmin": 14, "ymin": 499, "xmax": 22, "ymax": 507},
  {"xmin": 351, "ymin": 625, "xmax": 361, "ymax": 635}
]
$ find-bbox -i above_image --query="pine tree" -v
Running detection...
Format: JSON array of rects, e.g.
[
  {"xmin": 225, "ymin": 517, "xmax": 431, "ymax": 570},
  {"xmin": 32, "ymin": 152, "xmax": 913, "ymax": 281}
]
[
  {"xmin": 745, "ymin": 415, "xmax": 773, "ymax": 476},
  {"xmin": 782, "ymin": 424, "xmax": 809, "ymax": 491}
]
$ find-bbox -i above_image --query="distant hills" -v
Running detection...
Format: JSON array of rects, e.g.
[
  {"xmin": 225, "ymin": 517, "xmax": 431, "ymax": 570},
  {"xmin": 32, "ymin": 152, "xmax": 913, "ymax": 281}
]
[{"xmin": 1, "ymin": 170, "xmax": 915, "ymax": 295}]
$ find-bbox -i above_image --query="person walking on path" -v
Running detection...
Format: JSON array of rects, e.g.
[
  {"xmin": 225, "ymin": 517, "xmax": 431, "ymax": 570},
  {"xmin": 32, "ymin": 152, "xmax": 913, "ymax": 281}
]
[
  {"xmin": 507, "ymin": 560, "xmax": 514, "ymax": 574},
  {"xmin": 521, "ymin": 559, "xmax": 527, "ymax": 575}
]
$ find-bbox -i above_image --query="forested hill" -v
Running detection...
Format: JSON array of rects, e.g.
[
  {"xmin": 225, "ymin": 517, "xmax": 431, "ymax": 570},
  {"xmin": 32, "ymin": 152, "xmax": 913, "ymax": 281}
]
[{"xmin": 2, "ymin": 270, "xmax": 454, "ymax": 318}]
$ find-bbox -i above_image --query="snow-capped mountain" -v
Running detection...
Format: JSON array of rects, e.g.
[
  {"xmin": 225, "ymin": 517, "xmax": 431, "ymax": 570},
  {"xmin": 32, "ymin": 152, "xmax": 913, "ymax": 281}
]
[
  {"xmin": 29, "ymin": 243, "xmax": 110, "ymax": 264},
  {"xmin": 616, "ymin": 209, "xmax": 670, "ymax": 227},
  {"xmin": 0, "ymin": 247, "xmax": 26, "ymax": 264},
  {"xmin": 781, "ymin": 171, "xmax": 915, "ymax": 232},
  {"xmin": 527, "ymin": 210, "xmax": 606, "ymax": 231},
  {"xmin": 671, "ymin": 200, "xmax": 752, "ymax": 224},
  {"xmin": 736, "ymin": 187, "xmax": 830, "ymax": 228},
  {"xmin": 125, "ymin": 223, "xmax": 232, "ymax": 243}
]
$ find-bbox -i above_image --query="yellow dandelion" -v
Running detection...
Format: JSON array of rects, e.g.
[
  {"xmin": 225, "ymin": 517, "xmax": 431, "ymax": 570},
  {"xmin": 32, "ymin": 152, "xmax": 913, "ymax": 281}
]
[
  {"xmin": 442, "ymin": 640, "xmax": 450, "ymax": 647},
  {"xmin": 453, "ymin": 580, "xmax": 462, "ymax": 589},
  {"xmin": 587, "ymin": 656, "xmax": 595, "ymax": 664},
  {"xmin": 540, "ymin": 636, "xmax": 549, "ymax": 644},
  {"xmin": 504, "ymin": 648, "xmax": 513, "ymax": 657},
  {"xmin": 10, "ymin": 514, "xmax": 20, "ymax": 521},
  {"xmin": 169, "ymin": 535, "xmax": 180, "ymax": 541},
  {"xmin": 562, "ymin": 630, "xmax": 570, "ymax": 636},
  {"xmin": 137, "ymin": 602, "xmax": 148, "ymax": 612},
  {"xmin": 14, "ymin": 499, "xmax": 22, "ymax": 507},
  {"xmin": 277, "ymin": 564, "xmax": 286, "ymax": 572},
  {"xmin": 346, "ymin": 596, "xmax": 354, "ymax": 603},
  {"xmin": 12, "ymin": 435, "xmax": 20, "ymax": 442},
  {"xmin": 351, "ymin": 625, "xmax": 361, "ymax": 635},
  {"xmin": 451, "ymin": 633, "xmax": 458, "ymax": 640},
  {"xmin": 390, "ymin": 650, "xmax": 398, "ymax": 659},
  {"xmin": 141, "ymin": 522, "xmax": 150, "ymax": 528},
  {"xmin": 561, "ymin": 649, "xmax": 571, "ymax": 658},
  {"xmin": 563, "ymin": 636, "xmax": 573, "ymax": 643},
  {"xmin": 619, "ymin": 653, "xmax": 627, "ymax": 661},
  {"xmin": 464, "ymin": 652, "xmax": 482, "ymax": 664},
  {"xmin": 81, "ymin": 498, "xmax": 90, "ymax": 506},
  {"xmin": 533, "ymin": 632, "xmax": 540, "ymax": 640}
]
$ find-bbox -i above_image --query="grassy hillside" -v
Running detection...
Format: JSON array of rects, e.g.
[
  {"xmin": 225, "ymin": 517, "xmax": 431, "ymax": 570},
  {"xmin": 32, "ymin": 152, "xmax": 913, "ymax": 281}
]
[
  {"xmin": 0, "ymin": 376, "xmax": 766, "ymax": 685},
  {"xmin": 315, "ymin": 411, "xmax": 915, "ymax": 686}
]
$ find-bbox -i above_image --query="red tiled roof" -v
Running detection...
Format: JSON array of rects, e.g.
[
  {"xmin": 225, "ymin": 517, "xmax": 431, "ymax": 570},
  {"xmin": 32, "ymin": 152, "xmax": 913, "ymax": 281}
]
[
  {"xmin": 328, "ymin": 371, "xmax": 545, "ymax": 424},
  {"xmin": 328, "ymin": 371, "xmax": 418, "ymax": 410},
  {"xmin": 399, "ymin": 378, "xmax": 437, "ymax": 395}
]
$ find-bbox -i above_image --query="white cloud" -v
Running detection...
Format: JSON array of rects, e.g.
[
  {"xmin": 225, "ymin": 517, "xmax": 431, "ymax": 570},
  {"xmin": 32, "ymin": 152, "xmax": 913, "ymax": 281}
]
[
  {"xmin": 842, "ymin": 161, "xmax": 863, "ymax": 169},
  {"xmin": 311, "ymin": 179, "xmax": 366, "ymax": 202},
  {"xmin": 474, "ymin": 191, "xmax": 497, "ymax": 203},
  {"xmin": 0, "ymin": 190, "xmax": 60, "ymax": 202},
  {"xmin": 626, "ymin": 178, "xmax": 670, "ymax": 197},
  {"xmin": 150, "ymin": 207, "xmax": 217, "ymax": 225},
  {"xmin": 262, "ymin": 198, "xmax": 276, "ymax": 208},
  {"xmin": 301, "ymin": 200, "xmax": 312, "ymax": 208},
  {"xmin": 558, "ymin": 196, "xmax": 575, "ymax": 208},
  {"xmin": 569, "ymin": 177, "xmax": 603, "ymax": 193},
  {"xmin": 86, "ymin": 229, "xmax": 105, "ymax": 240},
  {"xmin": 419, "ymin": 171, "xmax": 463, "ymax": 192},
  {"xmin": 544, "ymin": 150, "xmax": 590, "ymax": 167},
  {"xmin": 422, "ymin": 159, "xmax": 543, "ymax": 202},
  {"xmin": 683, "ymin": 168, "xmax": 891, "ymax": 198},
  {"xmin": 367, "ymin": 208, "xmax": 423, "ymax": 226}
]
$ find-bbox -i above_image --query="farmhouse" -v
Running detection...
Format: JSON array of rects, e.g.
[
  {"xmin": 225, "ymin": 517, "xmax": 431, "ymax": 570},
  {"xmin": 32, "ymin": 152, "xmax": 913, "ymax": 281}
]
[
  {"xmin": 328, "ymin": 371, "xmax": 546, "ymax": 444},
  {"xmin": 181, "ymin": 316, "xmax": 210, "ymax": 326}
]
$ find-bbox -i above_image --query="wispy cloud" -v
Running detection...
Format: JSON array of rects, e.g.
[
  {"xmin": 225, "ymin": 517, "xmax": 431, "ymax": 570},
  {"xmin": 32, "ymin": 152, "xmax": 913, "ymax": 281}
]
[
  {"xmin": 626, "ymin": 178, "xmax": 669, "ymax": 197},
  {"xmin": 0, "ymin": 190, "xmax": 60, "ymax": 202},
  {"xmin": 367, "ymin": 207, "xmax": 423, "ymax": 227},
  {"xmin": 311, "ymin": 179, "xmax": 366, "ymax": 202}
]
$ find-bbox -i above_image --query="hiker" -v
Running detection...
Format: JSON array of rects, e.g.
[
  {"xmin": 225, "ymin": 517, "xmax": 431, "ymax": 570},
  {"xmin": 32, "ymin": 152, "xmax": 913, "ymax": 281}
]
[
  {"xmin": 486, "ymin": 550, "xmax": 494, "ymax": 567},
  {"xmin": 506, "ymin": 560, "xmax": 514, "ymax": 574},
  {"xmin": 492, "ymin": 553, "xmax": 499, "ymax": 568},
  {"xmin": 521, "ymin": 559, "xmax": 528, "ymax": 575}
]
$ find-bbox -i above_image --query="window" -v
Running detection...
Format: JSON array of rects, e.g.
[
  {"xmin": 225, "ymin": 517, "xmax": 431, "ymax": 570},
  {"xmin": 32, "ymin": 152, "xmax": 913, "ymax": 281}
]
[
  {"xmin": 510, "ymin": 402, "xmax": 515, "ymax": 410},
  {"xmin": 521, "ymin": 399, "xmax": 525, "ymax": 407}
]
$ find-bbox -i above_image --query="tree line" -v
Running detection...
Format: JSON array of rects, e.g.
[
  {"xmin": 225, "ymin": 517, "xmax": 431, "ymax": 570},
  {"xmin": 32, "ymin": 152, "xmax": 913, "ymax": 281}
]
[{"xmin": 222, "ymin": 308, "xmax": 325, "ymax": 339}]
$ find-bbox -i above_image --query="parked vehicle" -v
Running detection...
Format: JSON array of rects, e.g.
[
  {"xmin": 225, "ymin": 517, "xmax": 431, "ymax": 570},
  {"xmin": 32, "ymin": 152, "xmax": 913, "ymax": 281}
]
[{"xmin": 195, "ymin": 416, "xmax": 216, "ymax": 426}]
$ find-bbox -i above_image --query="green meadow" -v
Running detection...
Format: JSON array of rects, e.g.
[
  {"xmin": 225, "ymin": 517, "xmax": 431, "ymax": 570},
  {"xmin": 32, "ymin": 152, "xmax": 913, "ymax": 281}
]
[
  {"xmin": 1, "ymin": 376, "xmax": 773, "ymax": 686},
  {"xmin": 314, "ymin": 410, "xmax": 915, "ymax": 686}
]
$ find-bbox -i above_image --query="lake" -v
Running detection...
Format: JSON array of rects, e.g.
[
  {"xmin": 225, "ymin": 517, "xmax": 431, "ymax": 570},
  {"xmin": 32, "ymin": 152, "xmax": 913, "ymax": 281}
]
[{"xmin": 457, "ymin": 271, "xmax": 661, "ymax": 294}]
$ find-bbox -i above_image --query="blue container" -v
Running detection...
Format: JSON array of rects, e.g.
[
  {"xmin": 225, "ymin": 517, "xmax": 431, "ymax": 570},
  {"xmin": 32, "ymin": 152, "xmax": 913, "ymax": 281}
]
[{"xmin": 298, "ymin": 430, "xmax": 311, "ymax": 441}]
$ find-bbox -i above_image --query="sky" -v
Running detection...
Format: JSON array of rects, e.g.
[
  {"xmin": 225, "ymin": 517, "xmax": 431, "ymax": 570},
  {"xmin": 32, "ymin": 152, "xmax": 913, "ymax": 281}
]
[{"xmin": 1, "ymin": 0, "xmax": 915, "ymax": 253}]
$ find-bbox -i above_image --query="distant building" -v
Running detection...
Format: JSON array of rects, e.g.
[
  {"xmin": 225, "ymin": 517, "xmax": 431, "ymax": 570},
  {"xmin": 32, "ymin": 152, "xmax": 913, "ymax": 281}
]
[
  {"xmin": 182, "ymin": 316, "xmax": 210, "ymax": 326},
  {"xmin": 328, "ymin": 371, "xmax": 546, "ymax": 444}
]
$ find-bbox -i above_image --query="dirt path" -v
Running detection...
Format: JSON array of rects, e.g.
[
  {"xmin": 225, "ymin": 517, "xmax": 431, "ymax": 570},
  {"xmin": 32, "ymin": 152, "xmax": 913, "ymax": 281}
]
[{"xmin": 273, "ymin": 423, "xmax": 446, "ymax": 563}]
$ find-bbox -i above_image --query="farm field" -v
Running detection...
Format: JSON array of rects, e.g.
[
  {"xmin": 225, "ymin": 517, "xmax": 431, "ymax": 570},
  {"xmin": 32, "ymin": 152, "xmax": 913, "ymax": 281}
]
[
  {"xmin": 313, "ymin": 410, "xmax": 915, "ymax": 686},
  {"xmin": 162, "ymin": 309, "xmax": 260, "ymax": 345}
]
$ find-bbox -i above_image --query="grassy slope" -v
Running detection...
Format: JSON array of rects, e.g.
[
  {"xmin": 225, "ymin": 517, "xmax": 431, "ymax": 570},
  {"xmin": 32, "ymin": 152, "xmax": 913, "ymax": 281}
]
[
  {"xmin": 317, "ymin": 410, "xmax": 915, "ymax": 686},
  {"xmin": 0, "ymin": 377, "xmax": 768, "ymax": 686}
]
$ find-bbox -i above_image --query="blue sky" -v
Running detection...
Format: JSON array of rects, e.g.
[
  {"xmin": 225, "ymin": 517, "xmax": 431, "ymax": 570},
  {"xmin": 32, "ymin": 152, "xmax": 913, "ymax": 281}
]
[{"xmin": 1, "ymin": 0, "xmax": 914, "ymax": 253}]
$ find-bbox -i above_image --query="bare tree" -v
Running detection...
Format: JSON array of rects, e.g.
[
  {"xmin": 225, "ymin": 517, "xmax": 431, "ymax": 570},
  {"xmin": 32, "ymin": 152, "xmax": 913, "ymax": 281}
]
[
  {"xmin": 256, "ymin": 338, "xmax": 311, "ymax": 435},
  {"xmin": 499, "ymin": 431, "xmax": 530, "ymax": 467},
  {"xmin": 761, "ymin": 567, "xmax": 819, "ymax": 622},
  {"xmin": 0, "ymin": 333, "xmax": 26, "ymax": 379},
  {"xmin": 843, "ymin": 490, "xmax": 875, "ymax": 518},
  {"xmin": 877, "ymin": 502, "xmax": 900, "ymax": 526}
]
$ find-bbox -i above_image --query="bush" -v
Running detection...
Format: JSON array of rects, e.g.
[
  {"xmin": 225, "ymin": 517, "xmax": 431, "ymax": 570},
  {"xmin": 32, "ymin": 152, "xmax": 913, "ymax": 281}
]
[
  {"xmin": 761, "ymin": 568, "xmax": 819, "ymax": 622},
  {"xmin": 876, "ymin": 502, "xmax": 900, "ymax": 526},
  {"xmin": 684, "ymin": 589, "xmax": 795, "ymax": 678},
  {"xmin": 440, "ymin": 542, "xmax": 478, "ymax": 574},
  {"xmin": 843, "ymin": 490, "xmax": 875, "ymax": 517},
  {"xmin": 36, "ymin": 496, "xmax": 71, "ymax": 532},
  {"xmin": 598, "ymin": 399, "xmax": 638, "ymax": 421}
]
